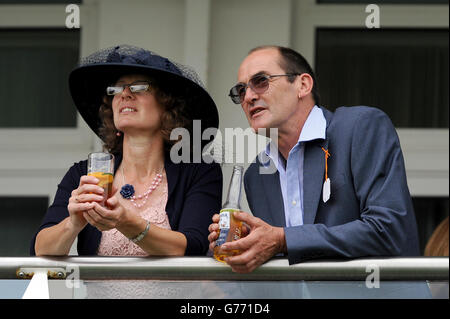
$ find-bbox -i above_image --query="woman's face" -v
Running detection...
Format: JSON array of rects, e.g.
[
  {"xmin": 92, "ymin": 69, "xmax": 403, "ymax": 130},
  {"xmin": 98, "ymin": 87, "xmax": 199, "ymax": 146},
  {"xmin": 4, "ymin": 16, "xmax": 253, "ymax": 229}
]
[{"xmin": 111, "ymin": 74, "xmax": 164, "ymax": 136}]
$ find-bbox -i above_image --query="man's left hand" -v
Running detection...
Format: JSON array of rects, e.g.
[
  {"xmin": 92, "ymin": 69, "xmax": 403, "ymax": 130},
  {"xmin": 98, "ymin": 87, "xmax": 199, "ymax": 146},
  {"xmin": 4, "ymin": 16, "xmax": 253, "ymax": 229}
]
[{"xmin": 220, "ymin": 211, "xmax": 286, "ymax": 273}]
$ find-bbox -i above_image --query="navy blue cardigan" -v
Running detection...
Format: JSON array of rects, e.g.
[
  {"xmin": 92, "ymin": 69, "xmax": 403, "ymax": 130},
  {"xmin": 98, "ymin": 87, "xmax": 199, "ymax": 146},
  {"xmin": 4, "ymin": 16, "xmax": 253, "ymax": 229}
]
[{"xmin": 30, "ymin": 154, "xmax": 222, "ymax": 256}]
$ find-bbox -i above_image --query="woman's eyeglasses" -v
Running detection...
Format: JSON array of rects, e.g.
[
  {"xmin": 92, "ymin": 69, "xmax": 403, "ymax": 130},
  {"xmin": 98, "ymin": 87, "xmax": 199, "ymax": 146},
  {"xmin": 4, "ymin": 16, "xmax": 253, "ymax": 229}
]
[
  {"xmin": 228, "ymin": 73, "xmax": 300, "ymax": 104},
  {"xmin": 106, "ymin": 81, "xmax": 150, "ymax": 96}
]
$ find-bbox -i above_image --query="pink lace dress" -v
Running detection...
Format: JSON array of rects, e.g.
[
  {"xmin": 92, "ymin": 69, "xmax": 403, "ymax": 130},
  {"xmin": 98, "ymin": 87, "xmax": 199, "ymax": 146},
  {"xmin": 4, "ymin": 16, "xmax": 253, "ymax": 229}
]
[{"xmin": 97, "ymin": 177, "xmax": 171, "ymax": 256}]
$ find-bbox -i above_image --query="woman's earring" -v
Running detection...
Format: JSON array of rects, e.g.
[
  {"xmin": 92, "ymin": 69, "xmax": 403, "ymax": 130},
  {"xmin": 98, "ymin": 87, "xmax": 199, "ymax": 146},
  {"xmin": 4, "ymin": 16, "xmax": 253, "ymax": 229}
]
[{"xmin": 116, "ymin": 131, "xmax": 122, "ymax": 137}]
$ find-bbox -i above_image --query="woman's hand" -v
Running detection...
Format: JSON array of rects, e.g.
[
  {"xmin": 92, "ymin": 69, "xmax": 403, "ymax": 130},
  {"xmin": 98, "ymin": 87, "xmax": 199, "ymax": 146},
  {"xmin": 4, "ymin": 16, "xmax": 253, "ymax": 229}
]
[
  {"xmin": 67, "ymin": 175, "xmax": 105, "ymax": 231},
  {"xmin": 83, "ymin": 193, "xmax": 130, "ymax": 232}
]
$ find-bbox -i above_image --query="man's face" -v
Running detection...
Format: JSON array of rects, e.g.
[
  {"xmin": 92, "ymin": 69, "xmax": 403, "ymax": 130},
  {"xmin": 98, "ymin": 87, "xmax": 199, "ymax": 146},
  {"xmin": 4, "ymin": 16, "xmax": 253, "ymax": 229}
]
[{"xmin": 237, "ymin": 48, "xmax": 300, "ymax": 133}]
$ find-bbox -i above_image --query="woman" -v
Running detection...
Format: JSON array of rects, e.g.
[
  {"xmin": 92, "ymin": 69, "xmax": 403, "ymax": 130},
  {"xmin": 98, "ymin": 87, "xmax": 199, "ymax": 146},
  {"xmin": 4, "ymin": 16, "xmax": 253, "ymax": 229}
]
[{"xmin": 31, "ymin": 45, "xmax": 222, "ymax": 256}]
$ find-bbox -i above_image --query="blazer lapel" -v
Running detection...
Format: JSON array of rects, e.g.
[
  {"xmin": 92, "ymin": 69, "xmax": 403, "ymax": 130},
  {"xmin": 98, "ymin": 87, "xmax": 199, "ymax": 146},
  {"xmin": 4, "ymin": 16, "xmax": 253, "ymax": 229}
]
[
  {"xmin": 303, "ymin": 106, "xmax": 333, "ymax": 224},
  {"xmin": 303, "ymin": 139, "xmax": 328, "ymax": 224},
  {"xmin": 259, "ymin": 157, "xmax": 286, "ymax": 227}
]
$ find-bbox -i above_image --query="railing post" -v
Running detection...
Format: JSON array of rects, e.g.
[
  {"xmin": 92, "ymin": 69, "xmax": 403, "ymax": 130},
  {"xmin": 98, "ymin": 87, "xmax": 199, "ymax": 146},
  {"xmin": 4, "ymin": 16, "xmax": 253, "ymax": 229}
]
[
  {"xmin": 22, "ymin": 269, "xmax": 49, "ymax": 299},
  {"xmin": 17, "ymin": 267, "xmax": 66, "ymax": 299}
]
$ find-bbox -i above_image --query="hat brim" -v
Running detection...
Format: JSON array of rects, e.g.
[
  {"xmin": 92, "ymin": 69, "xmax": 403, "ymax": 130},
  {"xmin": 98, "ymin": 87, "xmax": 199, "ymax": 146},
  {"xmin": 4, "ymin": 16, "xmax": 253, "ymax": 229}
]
[{"xmin": 69, "ymin": 63, "xmax": 219, "ymax": 148}]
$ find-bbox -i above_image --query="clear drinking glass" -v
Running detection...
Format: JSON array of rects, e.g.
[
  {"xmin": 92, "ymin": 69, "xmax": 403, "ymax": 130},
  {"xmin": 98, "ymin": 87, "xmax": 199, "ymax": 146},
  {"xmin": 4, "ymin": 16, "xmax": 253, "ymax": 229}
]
[{"xmin": 87, "ymin": 152, "xmax": 114, "ymax": 206}]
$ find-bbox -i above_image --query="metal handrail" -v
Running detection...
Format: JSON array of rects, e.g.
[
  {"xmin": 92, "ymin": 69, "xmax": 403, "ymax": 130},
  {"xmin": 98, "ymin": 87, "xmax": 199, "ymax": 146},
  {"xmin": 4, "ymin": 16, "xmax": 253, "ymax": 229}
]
[{"xmin": 0, "ymin": 256, "xmax": 448, "ymax": 281}]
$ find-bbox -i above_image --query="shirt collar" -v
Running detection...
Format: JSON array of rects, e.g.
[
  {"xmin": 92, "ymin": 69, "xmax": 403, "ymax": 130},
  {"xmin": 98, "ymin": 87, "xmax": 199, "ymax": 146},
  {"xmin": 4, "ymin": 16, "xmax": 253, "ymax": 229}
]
[
  {"xmin": 264, "ymin": 105, "xmax": 326, "ymax": 162},
  {"xmin": 298, "ymin": 105, "xmax": 326, "ymax": 143}
]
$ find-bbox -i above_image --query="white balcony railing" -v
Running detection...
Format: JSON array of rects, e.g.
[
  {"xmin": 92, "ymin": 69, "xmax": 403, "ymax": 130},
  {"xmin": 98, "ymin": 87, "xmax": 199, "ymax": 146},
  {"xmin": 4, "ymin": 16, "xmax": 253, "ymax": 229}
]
[{"xmin": 0, "ymin": 256, "xmax": 448, "ymax": 299}]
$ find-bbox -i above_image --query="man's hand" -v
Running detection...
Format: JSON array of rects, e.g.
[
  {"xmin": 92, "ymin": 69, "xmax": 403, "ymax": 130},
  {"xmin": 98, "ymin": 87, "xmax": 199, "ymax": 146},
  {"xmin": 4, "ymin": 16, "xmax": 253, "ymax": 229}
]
[
  {"xmin": 208, "ymin": 213, "xmax": 220, "ymax": 252},
  {"xmin": 214, "ymin": 211, "xmax": 287, "ymax": 273},
  {"xmin": 208, "ymin": 212, "xmax": 250, "ymax": 252}
]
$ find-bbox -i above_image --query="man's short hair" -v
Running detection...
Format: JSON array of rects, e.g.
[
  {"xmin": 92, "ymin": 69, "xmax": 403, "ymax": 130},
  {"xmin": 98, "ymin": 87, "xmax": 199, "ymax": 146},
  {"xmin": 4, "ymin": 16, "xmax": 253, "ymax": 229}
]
[{"xmin": 248, "ymin": 45, "xmax": 320, "ymax": 105}]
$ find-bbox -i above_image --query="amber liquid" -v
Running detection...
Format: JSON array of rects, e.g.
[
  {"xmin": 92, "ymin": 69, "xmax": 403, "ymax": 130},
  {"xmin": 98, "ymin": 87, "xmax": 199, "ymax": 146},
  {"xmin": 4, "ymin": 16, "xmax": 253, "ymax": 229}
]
[
  {"xmin": 88, "ymin": 172, "xmax": 113, "ymax": 206},
  {"xmin": 213, "ymin": 208, "xmax": 243, "ymax": 262}
]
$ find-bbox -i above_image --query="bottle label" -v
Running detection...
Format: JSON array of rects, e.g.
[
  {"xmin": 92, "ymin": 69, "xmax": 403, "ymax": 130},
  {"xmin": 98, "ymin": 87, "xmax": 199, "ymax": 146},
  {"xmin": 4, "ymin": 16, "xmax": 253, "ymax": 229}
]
[
  {"xmin": 219, "ymin": 211, "xmax": 230, "ymax": 229},
  {"xmin": 216, "ymin": 210, "xmax": 231, "ymax": 247}
]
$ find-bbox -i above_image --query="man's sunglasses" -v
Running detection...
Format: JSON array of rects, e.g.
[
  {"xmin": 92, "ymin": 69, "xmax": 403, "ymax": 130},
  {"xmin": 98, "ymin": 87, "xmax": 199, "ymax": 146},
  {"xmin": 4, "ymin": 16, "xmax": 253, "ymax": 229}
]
[
  {"xmin": 106, "ymin": 81, "xmax": 151, "ymax": 96},
  {"xmin": 228, "ymin": 73, "xmax": 300, "ymax": 104}
]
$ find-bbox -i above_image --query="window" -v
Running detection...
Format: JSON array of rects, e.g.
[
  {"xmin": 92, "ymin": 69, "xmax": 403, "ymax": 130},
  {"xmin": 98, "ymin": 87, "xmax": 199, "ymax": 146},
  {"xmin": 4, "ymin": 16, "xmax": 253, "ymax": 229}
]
[
  {"xmin": 315, "ymin": 28, "xmax": 449, "ymax": 128},
  {"xmin": 0, "ymin": 197, "xmax": 48, "ymax": 256},
  {"xmin": 0, "ymin": 28, "xmax": 80, "ymax": 128}
]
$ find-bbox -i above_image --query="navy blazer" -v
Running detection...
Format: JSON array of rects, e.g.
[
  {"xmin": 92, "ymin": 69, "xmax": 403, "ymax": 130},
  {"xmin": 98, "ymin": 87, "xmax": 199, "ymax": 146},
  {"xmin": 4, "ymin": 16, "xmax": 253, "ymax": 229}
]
[
  {"xmin": 244, "ymin": 106, "xmax": 420, "ymax": 264},
  {"xmin": 30, "ymin": 154, "xmax": 222, "ymax": 256}
]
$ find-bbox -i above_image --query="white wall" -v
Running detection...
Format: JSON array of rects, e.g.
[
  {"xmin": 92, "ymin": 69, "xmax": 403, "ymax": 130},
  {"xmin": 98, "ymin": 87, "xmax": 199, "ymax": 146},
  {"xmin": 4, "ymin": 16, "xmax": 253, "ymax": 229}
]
[{"xmin": 95, "ymin": 0, "xmax": 185, "ymax": 62}]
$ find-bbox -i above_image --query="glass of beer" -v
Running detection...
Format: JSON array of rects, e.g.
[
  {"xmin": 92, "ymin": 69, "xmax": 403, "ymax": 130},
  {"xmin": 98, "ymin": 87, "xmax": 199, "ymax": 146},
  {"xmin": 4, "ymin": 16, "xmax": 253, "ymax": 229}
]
[{"xmin": 87, "ymin": 152, "xmax": 114, "ymax": 206}]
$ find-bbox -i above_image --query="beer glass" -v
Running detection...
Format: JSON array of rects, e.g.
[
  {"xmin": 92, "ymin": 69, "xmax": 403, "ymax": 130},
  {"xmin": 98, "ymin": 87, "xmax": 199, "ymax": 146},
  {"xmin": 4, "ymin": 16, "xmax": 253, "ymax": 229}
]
[{"xmin": 87, "ymin": 152, "xmax": 114, "ymax": 206}]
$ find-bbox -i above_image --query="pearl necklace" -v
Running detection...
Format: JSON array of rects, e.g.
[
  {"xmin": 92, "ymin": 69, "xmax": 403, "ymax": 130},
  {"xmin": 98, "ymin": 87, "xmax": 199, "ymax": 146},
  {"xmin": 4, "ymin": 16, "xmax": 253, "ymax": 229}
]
[{"xmin": 120, "ymin": 166, "xmax": 163, "ymax": 208}]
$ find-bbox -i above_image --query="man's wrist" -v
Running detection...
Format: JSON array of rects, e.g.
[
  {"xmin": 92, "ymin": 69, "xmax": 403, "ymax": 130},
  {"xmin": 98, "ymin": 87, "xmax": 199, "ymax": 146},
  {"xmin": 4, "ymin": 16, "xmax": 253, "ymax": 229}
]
[{"xmin": 276, "ymin": 227, "xmax": 287, "ymax": 254}]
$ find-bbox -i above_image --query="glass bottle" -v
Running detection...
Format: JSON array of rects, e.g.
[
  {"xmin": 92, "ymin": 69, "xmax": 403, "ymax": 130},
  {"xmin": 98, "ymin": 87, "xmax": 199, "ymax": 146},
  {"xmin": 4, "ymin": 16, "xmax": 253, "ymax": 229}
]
[{"xmin": 214, "ymin": 165, "xmax": 244, "ymax": 262}]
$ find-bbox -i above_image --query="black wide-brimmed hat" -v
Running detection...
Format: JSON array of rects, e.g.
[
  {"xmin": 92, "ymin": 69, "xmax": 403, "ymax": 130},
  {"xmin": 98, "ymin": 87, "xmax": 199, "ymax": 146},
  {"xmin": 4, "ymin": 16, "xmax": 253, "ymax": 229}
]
[{"xmin": 69, "ymin": 45, "xmax": 219, "ymax": 144}]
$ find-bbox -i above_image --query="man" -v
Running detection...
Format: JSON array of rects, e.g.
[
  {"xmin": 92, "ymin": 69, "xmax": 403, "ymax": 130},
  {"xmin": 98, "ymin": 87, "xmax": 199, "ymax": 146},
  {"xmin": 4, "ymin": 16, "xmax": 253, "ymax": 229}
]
[{"xmin": 208, "ymin": 45, "xmax": 419, "ymax": 273}]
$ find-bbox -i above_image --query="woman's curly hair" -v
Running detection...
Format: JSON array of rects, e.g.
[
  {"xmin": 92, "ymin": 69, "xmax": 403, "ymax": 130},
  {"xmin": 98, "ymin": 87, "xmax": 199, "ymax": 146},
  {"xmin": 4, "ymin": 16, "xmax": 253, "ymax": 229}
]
[{"xmin": 98, "ymin": 76, "xmax": 192, "ymax": 154}]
